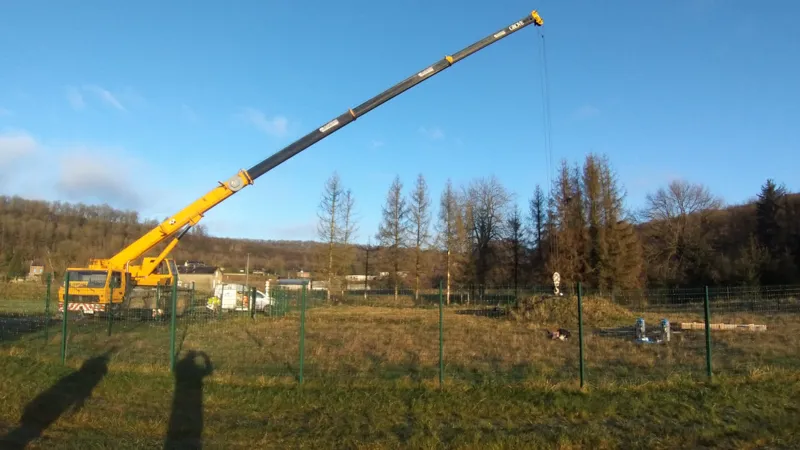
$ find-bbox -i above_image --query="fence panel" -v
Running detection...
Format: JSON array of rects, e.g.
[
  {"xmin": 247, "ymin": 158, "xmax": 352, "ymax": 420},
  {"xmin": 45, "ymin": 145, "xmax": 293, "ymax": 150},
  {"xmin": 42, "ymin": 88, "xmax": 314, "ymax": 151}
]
[
  {"xmin": 705, "ymin": 285, "xmax": 800, "ymax": 377},
  {"xmin": 2, "ymin": 278, "xmax": 799, "ymax": 388}
]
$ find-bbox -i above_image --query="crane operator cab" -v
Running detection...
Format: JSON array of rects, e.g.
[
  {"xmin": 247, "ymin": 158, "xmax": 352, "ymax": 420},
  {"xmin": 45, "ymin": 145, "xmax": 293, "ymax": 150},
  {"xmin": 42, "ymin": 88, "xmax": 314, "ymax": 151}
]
[{"xmin": 57, "ymin": 267, "xmax": 129, "ymax": 314}]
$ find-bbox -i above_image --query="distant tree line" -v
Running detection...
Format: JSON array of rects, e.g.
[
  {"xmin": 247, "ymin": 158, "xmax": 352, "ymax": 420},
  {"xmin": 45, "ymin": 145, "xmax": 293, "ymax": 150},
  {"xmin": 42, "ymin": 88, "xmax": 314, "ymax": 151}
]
[
  {"xmin": 2, "ymin": 152, "xmax": 799, "ymax": 296},
  {"xmin": 0, "ymin": 198, "xmax": 322, "ymax": 279},
  {"xmin": 315, "ymin": 153, "xmax": 800, "ymax": 303}
]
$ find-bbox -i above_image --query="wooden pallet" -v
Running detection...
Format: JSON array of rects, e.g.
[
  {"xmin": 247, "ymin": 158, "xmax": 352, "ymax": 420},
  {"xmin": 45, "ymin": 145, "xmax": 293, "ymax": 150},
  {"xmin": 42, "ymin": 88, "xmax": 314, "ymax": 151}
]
[{"xmin": 678, "ymin": 322, "xmax": 767, "ymax": 332}]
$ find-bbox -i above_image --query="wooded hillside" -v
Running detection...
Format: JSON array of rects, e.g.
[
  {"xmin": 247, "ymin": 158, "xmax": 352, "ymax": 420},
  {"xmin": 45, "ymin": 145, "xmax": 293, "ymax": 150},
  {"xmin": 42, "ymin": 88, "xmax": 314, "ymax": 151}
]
[{"xmin": 1, "ymin": 152, "xmax": 798, "ymax": 290}]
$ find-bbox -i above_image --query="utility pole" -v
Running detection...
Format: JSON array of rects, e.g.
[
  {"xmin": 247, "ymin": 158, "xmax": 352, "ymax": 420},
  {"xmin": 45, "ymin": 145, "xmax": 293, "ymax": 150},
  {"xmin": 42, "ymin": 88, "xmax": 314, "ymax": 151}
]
[
  {"xmin": 364, "ymin": 243, "xmax": 370, "ymax": 299},
  {"xmin": 245, "ymin": 253, "xmax": 250, "ymax": 288},
  {"xmin": 359, "ymin": 239, "xmax": 375, "ymax": 300}
]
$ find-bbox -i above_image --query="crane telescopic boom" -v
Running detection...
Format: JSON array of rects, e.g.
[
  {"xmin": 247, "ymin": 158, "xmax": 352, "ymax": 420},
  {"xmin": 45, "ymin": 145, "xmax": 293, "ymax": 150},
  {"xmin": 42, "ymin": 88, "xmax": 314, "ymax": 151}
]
[
  {"xmin": 109, "ymin": 9, "xmax": 543, "ymax": 268},
  {"xmin": 60, "ymin": 10, "xmax": 544, "ymax": 308},
  {"xmin": 248, "ymin": 10, "xmax": 544, "ymax": 179}
]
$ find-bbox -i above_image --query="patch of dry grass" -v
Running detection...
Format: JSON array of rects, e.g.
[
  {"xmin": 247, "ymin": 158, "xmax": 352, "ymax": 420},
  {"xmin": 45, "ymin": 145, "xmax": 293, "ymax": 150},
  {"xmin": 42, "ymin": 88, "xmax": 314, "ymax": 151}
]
[
  {"xmin": 5, "ymin": 297, "xmax": 799, "ymax": 388},
  {"xmin": 1, "ymin": 298, "xmax": 799, "ymax": 448}
]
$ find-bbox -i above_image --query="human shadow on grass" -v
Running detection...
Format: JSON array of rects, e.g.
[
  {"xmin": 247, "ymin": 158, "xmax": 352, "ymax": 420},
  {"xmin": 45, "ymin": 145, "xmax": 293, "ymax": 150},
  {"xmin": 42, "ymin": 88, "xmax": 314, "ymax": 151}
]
[
  {"xmin": 0, "ymin": 313, "xmax": 55, "ymax": 345},
  {"xmin": 164, "ymin": 350, "xmax": 213, "ymax": 450},
  {"xmin": 0, "ymin": 348, "xmax": 115, "ymax": 449}
]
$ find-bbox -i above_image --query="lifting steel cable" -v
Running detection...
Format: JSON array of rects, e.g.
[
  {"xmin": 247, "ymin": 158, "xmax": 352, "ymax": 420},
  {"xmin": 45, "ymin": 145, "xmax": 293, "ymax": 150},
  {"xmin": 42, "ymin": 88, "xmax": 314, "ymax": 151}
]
[{"xmin": 535, "ymin": 25, "xmax": 561, "ymax": 294}]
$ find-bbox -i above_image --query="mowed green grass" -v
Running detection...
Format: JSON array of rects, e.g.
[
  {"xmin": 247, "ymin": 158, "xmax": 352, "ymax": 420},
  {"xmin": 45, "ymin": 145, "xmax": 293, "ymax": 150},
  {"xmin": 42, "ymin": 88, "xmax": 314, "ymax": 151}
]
[{"xmin": 0, "ymin": 299, "xmax": 799, "ymax": 448}]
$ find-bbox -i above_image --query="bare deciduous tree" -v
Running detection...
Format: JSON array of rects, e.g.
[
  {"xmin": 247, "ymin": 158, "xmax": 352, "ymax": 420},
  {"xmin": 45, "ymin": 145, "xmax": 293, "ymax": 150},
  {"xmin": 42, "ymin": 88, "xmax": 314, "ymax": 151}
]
[
  {"xmin": 317, "ymin": 172, "xmax": 344, "ymax": 301},
  {"xmin": 436, "ymin": 179, "xmax": 462, "ymax": 305},
  {"xmin": 407, "ymin": 174, "xmax": 431, "ymax": 303},
  {"xmin": 338, "ymin": 188, "xmax": 358, "ymax": 295},
  {"xmin": 528, "ymin": 184, "xmax": 546, "ymax": 257},
  {"xmin": 505, "ymin": 205, "xmax": 525, "ymax": 297},
  {"xmin": 641, "ymin": 179, "xmax": 723, "ymax": 285},
  {"xmin": 376, "ymin": 175, "xmax": 410, "ymax": 300},
  {"xmin": 463, "ymin": 175, "xmax": 512, "ymax": 288}
]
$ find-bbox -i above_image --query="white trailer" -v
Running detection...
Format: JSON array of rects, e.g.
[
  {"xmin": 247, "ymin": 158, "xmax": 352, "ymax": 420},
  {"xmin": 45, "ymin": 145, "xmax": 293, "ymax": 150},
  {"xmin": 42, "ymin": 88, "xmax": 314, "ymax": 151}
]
[{"xmin": 208, "ymin": 283, "xmax": 272, "ymax": 312}]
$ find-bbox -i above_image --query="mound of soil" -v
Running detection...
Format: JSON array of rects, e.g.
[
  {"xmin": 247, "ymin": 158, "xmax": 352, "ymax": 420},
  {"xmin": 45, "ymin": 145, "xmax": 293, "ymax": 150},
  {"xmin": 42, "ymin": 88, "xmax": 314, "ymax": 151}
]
[{"xmin": 510, "ymin": 294, "xmax": 635, "ymax": 327}]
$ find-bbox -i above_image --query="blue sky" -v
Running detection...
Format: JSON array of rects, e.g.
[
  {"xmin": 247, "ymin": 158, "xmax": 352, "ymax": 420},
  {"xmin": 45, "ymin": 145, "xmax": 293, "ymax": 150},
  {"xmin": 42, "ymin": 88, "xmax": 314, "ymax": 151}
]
[{"xmin": 1, "ymin": 0, "xmax": 798, "ymax": 244}]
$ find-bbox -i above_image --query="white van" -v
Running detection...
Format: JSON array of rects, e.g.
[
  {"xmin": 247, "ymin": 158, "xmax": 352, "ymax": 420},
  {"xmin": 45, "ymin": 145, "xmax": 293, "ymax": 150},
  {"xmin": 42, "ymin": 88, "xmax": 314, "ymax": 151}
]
[{"xmin": 208, "ymin": 283, "xmax": 272, "ymax": 312}]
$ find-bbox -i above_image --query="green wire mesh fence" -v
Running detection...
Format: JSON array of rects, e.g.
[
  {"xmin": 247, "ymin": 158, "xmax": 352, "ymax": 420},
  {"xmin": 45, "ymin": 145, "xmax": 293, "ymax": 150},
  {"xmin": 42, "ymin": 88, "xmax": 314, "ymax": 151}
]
[{"xmin": 1, "ymin": 277, "xmax": 798, "ymax": 387}]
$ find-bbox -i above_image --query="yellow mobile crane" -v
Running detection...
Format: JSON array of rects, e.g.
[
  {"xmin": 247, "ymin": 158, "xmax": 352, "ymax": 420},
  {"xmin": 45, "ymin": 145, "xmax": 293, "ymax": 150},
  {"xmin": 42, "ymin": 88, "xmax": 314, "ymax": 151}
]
[{"xmin": 57, "ymin": 10, "xmax": 544, "ymax": 314}]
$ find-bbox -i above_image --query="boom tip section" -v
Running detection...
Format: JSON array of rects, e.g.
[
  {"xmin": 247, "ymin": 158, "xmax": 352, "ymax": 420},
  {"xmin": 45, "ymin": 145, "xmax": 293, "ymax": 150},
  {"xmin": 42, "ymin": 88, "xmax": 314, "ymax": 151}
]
[{"xmin": 531, "ymin": 10, "xmax": 543, "ymax": 26}]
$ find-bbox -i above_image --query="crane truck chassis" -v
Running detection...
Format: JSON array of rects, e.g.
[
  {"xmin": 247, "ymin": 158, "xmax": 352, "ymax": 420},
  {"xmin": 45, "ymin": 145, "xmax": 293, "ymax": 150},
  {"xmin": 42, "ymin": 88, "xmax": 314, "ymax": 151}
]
[{"xmin": 57, "ymin": 10, "xmax": 544, "ymax": 317}]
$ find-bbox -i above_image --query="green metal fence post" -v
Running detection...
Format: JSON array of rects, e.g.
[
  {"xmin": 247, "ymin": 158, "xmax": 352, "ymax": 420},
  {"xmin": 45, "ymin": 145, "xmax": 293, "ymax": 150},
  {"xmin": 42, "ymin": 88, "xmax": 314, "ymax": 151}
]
[
  {"xmin": 170, "ymin": 278, "xmax": 179, "ymax": 373},
  {"xmin": 44, "ymin": 273, "xmax": 51, "ymax": 342},
  {"xmin": 61, "ymin": 272, "xmax": 70, "ymax": 365},
  {"xmin": 107, "ymin": 284, "xmax": 114, "ymax": 336},
  {"xmin": 299, "ymin": 283, "xmax": 307, "ymax": 384},
  {"xmin": 703, "ymin": 285, "xmax": 713, "ymax": 379},
  {"xmin": 156, "ymin": 285, "xmax": 161, "ymax": 320},
  {"xmin": 577, "ymin": 282, "xmax": 585, "ymax": 389},
  {"xmin": 439, "ymin": 279, "xmax": 444, "ymax": 387},
  {"xmin": 269, "ymin": 287, "xmax": 274, "ymax": 318}
]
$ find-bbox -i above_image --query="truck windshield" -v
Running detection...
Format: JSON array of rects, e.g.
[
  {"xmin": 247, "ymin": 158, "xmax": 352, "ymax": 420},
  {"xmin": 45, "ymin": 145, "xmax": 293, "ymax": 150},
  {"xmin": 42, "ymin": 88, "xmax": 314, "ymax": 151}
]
[{"xmin": 67, "ymin": 270, "xmax": 108, "ymax": 288}]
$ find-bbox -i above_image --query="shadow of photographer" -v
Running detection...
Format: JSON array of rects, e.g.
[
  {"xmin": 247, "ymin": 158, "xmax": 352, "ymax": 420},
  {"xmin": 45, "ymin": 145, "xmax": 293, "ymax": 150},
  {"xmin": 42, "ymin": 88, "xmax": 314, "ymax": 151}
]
[
  {"xmin": 164, "ymin": 350, "xmax": 214, "ymax": 450},
  {"xmin": 0, "ymin": 348, "xmax": 115, "ymax": 449}
]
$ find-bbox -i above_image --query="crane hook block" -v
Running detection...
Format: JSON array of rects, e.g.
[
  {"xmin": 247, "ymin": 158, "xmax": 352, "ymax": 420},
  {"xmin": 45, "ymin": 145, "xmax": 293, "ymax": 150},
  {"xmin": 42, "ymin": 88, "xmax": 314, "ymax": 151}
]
[{"xmin": 531, "ymin": 10, "xmax": 543, "ymax": 26}]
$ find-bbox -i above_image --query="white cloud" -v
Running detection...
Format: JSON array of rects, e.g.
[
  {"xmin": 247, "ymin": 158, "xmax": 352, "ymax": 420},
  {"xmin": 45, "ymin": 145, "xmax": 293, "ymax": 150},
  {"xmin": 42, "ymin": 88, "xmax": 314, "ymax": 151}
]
[
  {"xmin": 65, "ymin": 84, "xmax": 142, "ymax": 112},
  {"xmin": 573, "ymin": 104, "xmax": 600, "ymax": 119},
  {"xmin": 54, "ymin": 146, "xmax": 142, "ymax": 208},
  {"xmin": 238, "ymin": 107, "xmax": 289, "ymax": 137},
  {"xmin": 82, "ymin": 84, "xmax": 126, "ymax": 111},
  {"xmin": 0, "ymin": 129, "xmax": 146, "ymax": 210},
  {"xmin": 419, "ymin": 126, "xmax": 445, "ymax": 140},
  {"xmin": 0, "ymin": 130, "xmax": 38, "ymax": 170},
  {"xmin": 66, "ymin": 86, "xmax": 85, "ymax": 110}
]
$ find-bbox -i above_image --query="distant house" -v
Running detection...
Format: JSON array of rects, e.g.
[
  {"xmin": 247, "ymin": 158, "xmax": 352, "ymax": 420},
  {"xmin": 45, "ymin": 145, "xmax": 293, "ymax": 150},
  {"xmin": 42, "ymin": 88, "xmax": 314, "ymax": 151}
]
[
  {"xmin": 183, "ymin": 260, "xmax": 206, "ymax": 268},
  {"xmin": 27, "ymin": 263, "xmax": 45, "ymax": 281},
  {"xmin": 344, "ymin": 274, "xmax": 377, "ymax": 282},
  {"xmin": 176, "ymin": 265, "xmax": 223, "ymax": 291},
  {"xmin": 277, "ymin": 278, "xmax": 311, "ymax": 290},
  {"xmin": 296, "ymin": 270, "xmax": 311, "ymax": 279},
  {"xmin": 177, "ymin": 265, "xmax": 218, "ymax": 275}
]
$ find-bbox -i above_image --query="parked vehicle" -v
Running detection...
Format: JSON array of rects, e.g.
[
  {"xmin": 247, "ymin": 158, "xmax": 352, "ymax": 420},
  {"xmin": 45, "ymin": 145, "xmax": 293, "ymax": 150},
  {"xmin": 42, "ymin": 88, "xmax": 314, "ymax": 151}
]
[{"xmin": 207, "ymin": 283, "xmax": 271, "ymax": 312}]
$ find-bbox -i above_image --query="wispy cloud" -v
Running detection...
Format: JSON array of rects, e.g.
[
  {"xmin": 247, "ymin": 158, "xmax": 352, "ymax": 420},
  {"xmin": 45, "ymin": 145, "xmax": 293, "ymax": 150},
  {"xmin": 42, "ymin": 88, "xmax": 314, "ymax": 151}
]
[
  {"xmin": 55, "ymin": 146, "xmax": 141, "ymax": 208},
  {"xmin": 65, "ymin": 84, "xmax": 141, "ymax": 112},
  {"xmin": 0, "ymin": 130, "xmax": 38, "ymax": 171},
  {"xmin": 66, "ymin": 86, "xmax": 85, "ymax": 110},
  {"xmin": 370, "ymin": 140, "xmax": 385, "ymax": 149},
  {"xmin": 181, "ymin": 104, "xmax": 198, "ymax": 122},
  {"xmin": 82, "ymin": 84, "xmax": 126, "ymax": 111},
  {"xmin": 0, "ymin": 129, "xmax": 146, "ymax": 210},
  {"xmin": 237, "ymin": 107, "xmax": 289, "ymax": 137},
  {"xmin": 419, "ymin": 126, "xmax": 445, "ymax": 140},
  {"xmin": 573, "ymin": 104, "xmax": 600, "ymax": 120},
  {"xmin": 0, "ymin": 107, "xmax": 12, "ymax": 116}
]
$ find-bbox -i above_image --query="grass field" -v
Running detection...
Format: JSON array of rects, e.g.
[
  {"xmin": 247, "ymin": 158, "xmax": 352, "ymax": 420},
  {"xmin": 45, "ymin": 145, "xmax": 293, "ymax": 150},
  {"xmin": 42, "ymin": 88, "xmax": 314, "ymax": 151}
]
[{"xmin": 1, "ymin": 292, "xmax": 799, "ymax": 448}]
